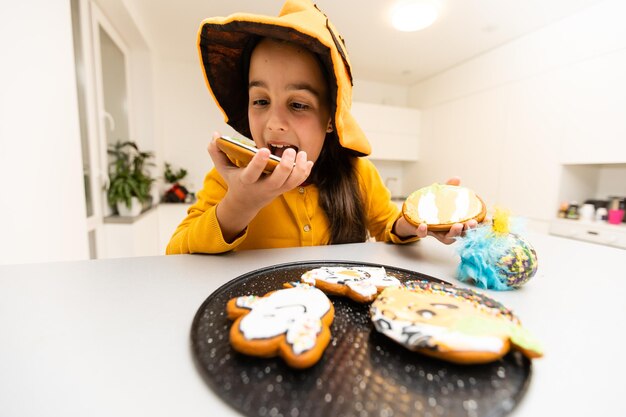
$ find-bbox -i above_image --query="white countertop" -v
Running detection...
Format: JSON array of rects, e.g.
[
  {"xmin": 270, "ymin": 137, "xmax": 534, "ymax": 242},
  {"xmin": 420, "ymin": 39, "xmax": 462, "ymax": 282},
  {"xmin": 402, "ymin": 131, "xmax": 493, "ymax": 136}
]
[{"xmin": 1, "ymin": 233, "xmax": 624, "ymax": 416}]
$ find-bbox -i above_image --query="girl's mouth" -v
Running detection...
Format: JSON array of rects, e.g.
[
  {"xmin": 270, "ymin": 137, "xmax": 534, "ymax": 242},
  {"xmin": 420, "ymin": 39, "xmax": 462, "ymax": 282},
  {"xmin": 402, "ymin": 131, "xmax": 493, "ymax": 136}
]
[{"xmin": 269, "ymin": 143, "xmax": 299, "ymax": 158}]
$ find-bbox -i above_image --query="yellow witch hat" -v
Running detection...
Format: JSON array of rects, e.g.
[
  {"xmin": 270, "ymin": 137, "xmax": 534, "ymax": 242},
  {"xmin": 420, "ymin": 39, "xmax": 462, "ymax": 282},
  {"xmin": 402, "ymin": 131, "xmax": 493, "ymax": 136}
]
[{"xmin": 197, "ymin": 0, "xmax": 371, "ymax": 156}]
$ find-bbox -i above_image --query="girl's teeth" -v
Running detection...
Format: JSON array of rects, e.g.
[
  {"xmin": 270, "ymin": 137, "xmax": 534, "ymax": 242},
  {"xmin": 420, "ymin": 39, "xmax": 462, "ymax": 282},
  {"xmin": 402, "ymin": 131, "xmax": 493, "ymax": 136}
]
[{"xmin": 269, "ymin": 144, "xmax": 298, "ymax": 157}]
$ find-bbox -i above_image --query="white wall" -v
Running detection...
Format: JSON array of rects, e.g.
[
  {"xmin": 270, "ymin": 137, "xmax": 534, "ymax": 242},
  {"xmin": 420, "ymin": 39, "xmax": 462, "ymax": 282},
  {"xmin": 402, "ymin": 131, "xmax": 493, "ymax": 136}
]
[
  {"xmin": 0, "ymin": 1, "xmax": 89, "ymax": 265},
  {"xmin": 407, "ymin": 0, "xmax": 626, "ymax": 230},
  {"xmin": 353, "ymin": 80, "xmax": 411, "ymax": 197},
  {"xmin": 596, "ymin": 165, "xmax": 626, "ymax": 199},
  {"xmin": 353, "ymin": 79, "xmax": 408, "ymax": 107},
  {"xmin": 153, "ymin": 59, "xmax": 238, "ymax": 195}
]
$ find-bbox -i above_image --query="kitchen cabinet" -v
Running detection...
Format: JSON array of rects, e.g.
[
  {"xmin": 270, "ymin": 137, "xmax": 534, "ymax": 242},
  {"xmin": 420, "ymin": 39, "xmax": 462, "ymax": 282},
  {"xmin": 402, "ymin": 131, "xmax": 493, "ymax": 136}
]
[
  {"xmin": 350, "ymin": 101, "xmax": 420, "ymax": 161},
  {"xmin": 552, "ymin": 163, "xmax": 626, "ymax": 248},
  {"xmin": 158, "ymin": 203, "xmax": 191, "ymax": 254},
  {"xmin": 102, "ymin": 207, "xmax": 160, "ymax": 258},
  {"xmin": 557, "ymin": 162, "xmax": 626, "ymax": 209},
  {"xmin": 101, "ymin": 203, "xmax": 191, "ymax": 258}
]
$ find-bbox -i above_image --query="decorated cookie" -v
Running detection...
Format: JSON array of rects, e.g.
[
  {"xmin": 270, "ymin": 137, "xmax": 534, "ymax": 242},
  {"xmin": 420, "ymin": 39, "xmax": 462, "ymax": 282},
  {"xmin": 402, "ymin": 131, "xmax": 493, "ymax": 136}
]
[
  {"xmin": 227, "ymin": 285, "xmax": 334, "ymax": 369},
  {"xmin": 216, "ymin": 135, "xmax": 281, "ymax": 174},
  {"xmin": 299, "ymin": 266, "xmax": 401, "ymax": 303},
  {"xmin": 370, "ymin": 280, "xmax": 543, "ymax": 364},
  {"xmin": 402, "ymin": 183, "xmax": 487, "ymax": 231},
  {"xmin": 456, "ymin": 208, "xmax": 538, "ymax": 290}
]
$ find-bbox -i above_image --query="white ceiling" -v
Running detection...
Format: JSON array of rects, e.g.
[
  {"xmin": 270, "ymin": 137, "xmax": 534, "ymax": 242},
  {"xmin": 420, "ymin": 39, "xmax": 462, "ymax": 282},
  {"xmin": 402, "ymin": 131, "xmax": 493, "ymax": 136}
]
[{"xmin": 127, "ymin": 0, "xmax": 604, "ymax": 85}]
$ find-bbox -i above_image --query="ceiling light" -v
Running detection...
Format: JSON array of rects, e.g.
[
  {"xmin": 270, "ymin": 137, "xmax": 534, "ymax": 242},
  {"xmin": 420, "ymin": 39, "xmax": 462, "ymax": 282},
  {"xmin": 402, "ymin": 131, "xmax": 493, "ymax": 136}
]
[{"xmin": 391, "ymin": 0, "xmax": 439, "ymax": 32}]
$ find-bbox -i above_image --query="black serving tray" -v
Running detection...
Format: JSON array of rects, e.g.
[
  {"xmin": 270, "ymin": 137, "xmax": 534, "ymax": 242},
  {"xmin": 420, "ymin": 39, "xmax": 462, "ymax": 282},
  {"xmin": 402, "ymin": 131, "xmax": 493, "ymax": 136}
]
[{"xmin": 191, "ymin": 261, "xmax": 531, "ymax": 417}]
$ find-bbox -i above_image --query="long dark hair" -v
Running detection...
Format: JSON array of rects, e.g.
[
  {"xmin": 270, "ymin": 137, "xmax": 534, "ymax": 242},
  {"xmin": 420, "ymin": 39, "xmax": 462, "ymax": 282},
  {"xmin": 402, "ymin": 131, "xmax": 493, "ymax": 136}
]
[{"xmin": 309, "ymin": 133, "xmax": 368, "ymax": 244}]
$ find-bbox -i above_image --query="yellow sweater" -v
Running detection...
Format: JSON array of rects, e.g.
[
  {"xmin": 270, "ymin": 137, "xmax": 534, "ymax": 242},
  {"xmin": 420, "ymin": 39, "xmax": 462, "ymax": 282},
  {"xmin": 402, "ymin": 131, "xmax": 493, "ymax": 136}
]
[{"xmin": 166, "ymin": 158, "xmax": 417, "ymax": 254}]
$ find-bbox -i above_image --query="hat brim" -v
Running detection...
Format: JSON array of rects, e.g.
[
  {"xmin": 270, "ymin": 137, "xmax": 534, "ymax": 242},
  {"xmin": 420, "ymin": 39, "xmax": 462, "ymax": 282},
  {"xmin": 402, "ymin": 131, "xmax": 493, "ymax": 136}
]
[
  {"xmin": 198, "ymin": 17, "xmax": 335, "ymax": 141},
  {"xmin": 197, "ymin": 2, "xmax": 371, "ymax": 156}
]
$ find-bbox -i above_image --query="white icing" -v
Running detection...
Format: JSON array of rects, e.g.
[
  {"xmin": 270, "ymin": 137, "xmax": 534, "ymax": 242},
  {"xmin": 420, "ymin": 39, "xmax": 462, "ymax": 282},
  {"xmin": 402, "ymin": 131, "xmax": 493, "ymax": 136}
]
[
  {"xmin": 237, "ymin": 286, "xmax": 330, "ymax": 345},
  {"xmin": 285, "ymin": 316, "xmax": 322, "ymax": 354},
  {"xmin": 371, "ymin": 307, "xmax": 504, "ymax": 353},
  {"xmin": 429, "ymin": 327, "xmax": 503, "ymax": 352},
  {"xmin": 417, "ymin": 191, "xmax": 439, "ymax": 223},
  {"xmin": 301, "ymin": 274, "xmax": 316, "ymax": 285},
  {"xmin": 301, "ymin": 267, "xmax": 400, "ymax": 297},
  {"xmin": 450, "ymin": 188, "xmax": 471, "ymax": 223},
  {"xmin": 412, "ymin": 186, "xmax": 481, "ymax": 224},
  {"xmin": 346, "ymin": 280, "xmax": 377, "ymax": 297}
]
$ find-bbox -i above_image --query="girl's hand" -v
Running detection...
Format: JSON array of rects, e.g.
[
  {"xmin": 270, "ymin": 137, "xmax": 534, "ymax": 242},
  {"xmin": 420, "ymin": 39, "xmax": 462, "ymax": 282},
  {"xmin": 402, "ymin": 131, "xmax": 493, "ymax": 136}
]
[
  {"xmin": 393, "ymin": 216, "xmax": 478, "ymax": 245},
  {"xmin": 416, "ymin": 219, "xmax": 478, "ymax": 245},
  {"xmin": 208, "ymin": 132, "xmax": 313, "ymax": 242},
  {"xmin": 393, "ymin": 176, "xmax": 478, "ymax": 245}
]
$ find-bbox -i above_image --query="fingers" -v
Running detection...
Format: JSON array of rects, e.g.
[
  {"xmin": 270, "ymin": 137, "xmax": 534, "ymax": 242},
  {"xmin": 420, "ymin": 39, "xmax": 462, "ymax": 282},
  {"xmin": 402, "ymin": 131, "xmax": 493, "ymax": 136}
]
[
  {"xmin": 445, "ymin": 223, "xmax": 465, "ymax": 239},
  {"xmin": 207, "ymin": 134, "xmax": 234, "ymax": 172},
  {"xmin": 208, "ymin": 133, "xmax": 311, "ymax": 195},
  {"xmin": 465, "ymin": 219, "xmax": 478, "ymax": 229},
  {"xmin": 286, "ymin": 150, "xmax": 313, "ymax": 187},
  {"xmin": 416, "ymin": 223, "xmax": 428, "ymax": 239},
  {"xmin": 207, "ymin": 131, "xmax": 222, "ymax": 156},
  {"xmin": 264, "ymin": 148, "xmax": 312, "ymax": 190},
  {"xmin": 272, "ymin": 147, "xmax": 298, "ymax": 177},
  {"xmin": 238, "ymin": 147, "xmax": 270, "ymax": 184},
  {"xmin": 425, "ymin": 219, "xmax": 479, "ymax": 245}
]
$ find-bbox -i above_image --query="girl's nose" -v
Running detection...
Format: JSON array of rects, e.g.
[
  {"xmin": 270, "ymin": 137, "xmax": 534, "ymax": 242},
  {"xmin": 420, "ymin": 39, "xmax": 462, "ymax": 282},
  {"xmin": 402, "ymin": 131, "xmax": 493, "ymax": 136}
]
[{"xmin": 266, "ymin": 107, "xmax": 288, "ymax": 132}]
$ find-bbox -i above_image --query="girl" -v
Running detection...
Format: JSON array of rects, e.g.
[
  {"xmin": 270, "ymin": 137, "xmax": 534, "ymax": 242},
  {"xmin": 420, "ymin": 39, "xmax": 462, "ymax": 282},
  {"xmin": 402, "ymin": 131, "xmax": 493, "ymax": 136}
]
[{"xmin": 166, "ymin": 0, "xmax": 475, "ymax": 255}]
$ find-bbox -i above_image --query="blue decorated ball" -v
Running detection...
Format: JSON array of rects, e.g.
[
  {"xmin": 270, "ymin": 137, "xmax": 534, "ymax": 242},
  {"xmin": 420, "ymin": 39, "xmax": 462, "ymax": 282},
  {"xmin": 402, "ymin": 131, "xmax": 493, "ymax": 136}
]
[
  {"xmin": 494, "ymin": 234, "xmax": 538, "ymax": 288},
  {"xmin": 456, "ymin": 225, "xmax": 539, "ymax": 291}
]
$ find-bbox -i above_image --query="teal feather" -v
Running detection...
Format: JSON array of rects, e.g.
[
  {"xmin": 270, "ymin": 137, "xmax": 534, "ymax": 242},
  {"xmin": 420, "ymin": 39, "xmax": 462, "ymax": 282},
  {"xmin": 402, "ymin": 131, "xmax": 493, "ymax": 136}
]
[{"xmin": 456, "ymin": 220, "xmax": 537, "ymax": 291}]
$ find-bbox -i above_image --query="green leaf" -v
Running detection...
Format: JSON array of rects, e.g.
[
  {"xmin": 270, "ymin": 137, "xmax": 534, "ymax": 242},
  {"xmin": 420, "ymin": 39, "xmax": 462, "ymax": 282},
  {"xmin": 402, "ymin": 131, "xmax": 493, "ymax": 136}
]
[{"xmin": 105, "ymin": 140, "xmax": 155, "ymax": 210}]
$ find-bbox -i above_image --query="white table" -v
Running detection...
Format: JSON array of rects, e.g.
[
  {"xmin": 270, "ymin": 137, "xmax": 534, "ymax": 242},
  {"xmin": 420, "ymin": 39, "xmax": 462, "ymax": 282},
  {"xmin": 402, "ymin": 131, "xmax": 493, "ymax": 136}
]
[{"xmin": 1, "ymin": 234, "xmax": 624, "ymax": 416}]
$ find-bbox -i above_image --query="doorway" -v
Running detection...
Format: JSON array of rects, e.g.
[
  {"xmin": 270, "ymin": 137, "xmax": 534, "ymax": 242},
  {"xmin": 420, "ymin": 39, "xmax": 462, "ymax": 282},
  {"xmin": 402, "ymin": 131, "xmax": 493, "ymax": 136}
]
[{"xmin": 71, "ymin": 0, "xmax": 134, "ymax": 258}]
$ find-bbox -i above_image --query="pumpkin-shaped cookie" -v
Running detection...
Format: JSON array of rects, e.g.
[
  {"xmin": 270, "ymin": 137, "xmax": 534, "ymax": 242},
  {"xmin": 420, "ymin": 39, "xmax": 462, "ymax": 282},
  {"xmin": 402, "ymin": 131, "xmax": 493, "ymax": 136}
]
[
  {"xmin": 370, "ymin": 281, "xmax": 543, "ymax": 364},
  {"xmin": 403, "ymin": 183, "xmax": 486, "ymax": 231}
]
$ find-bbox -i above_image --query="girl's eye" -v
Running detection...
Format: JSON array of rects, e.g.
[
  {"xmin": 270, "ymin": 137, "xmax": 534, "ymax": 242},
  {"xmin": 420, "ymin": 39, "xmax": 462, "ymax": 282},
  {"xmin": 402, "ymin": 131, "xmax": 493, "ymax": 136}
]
[
  {"xmin": 291, "ymin": 102, "xmax": 309, "ymax": 110},
  {"xmin": 252, "ymin": 99, "xmax": 269, "ymax": 107}
]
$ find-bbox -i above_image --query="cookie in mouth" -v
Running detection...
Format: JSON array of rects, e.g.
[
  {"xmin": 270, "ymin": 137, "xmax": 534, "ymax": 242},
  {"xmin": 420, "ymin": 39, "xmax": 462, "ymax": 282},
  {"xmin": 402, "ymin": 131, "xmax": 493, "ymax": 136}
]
[
  {"xmin": 216, "ymin": 136, "xmax": 281, "ymax": 173},
  {"xmin": 269, "ymin": 143, "xmax": 299, "ymax": 158}
]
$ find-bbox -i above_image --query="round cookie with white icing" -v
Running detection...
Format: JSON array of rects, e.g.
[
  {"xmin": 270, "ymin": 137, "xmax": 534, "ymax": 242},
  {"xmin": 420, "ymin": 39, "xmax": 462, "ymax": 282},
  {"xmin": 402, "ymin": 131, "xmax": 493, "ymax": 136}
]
[
  {"xmin": 227, "ymin": 285, "xmax": 334, "ymax": 369},
  {"xmin": 402, "ymin": 183, "xmax": 487, "ymax": 232},
  {"xmin": 298, "ymin": 266, "xmax": 401, "ymax": 303},
  {"xmin": 370, "ymin": 280, "xmax": 543, "ymax": 364}
]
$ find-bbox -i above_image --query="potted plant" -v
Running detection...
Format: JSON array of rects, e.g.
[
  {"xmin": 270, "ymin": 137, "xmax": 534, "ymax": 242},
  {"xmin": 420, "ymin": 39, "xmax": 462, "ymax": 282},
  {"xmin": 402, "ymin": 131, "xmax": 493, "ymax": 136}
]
[
  {"xmin": 162, "ymin": 162, "xmax": 191, "ymax": 203},
  {"xmin": 106, "ymin": 141, "xmax": 155, "ymax": 217},
  {"xmin": 164, "ymin": 162, "xmax": 187, "ymax": 185}
]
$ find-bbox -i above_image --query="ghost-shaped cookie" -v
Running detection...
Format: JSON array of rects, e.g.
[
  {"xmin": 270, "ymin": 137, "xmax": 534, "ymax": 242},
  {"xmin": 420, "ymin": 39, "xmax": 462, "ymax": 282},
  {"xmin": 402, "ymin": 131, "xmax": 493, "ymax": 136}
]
[
  {"xmin": 299, "ymin": 266, "xmax": 401, "ymax": 303},
  {"xmin": 227, "ymin": 285, "xmax": 334, "ymax": 369}
]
